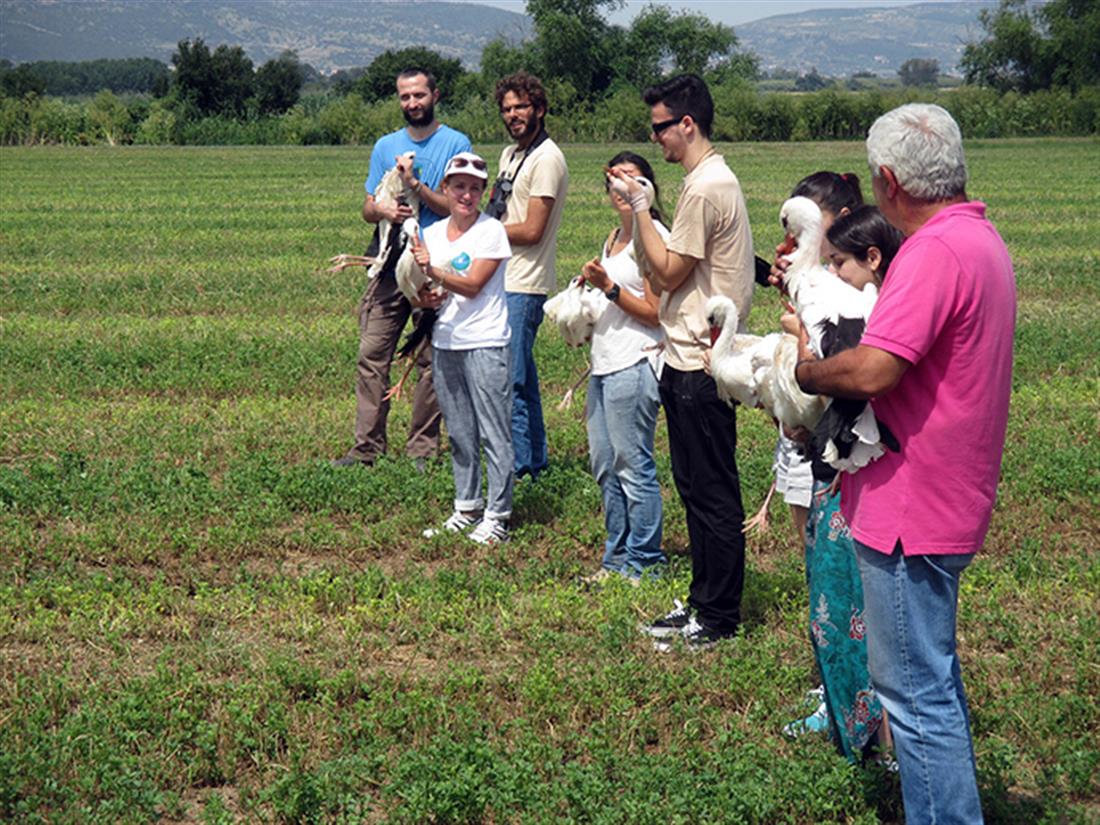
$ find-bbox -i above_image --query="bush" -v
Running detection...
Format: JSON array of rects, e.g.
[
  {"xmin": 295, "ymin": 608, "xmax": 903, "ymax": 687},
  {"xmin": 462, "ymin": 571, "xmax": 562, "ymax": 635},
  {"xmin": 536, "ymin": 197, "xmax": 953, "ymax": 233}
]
[
  {"xmin": 2, "ymin": 85, "xmax": 1098, "ymax": 146},
  {"xmin": 135, "ymin": 100, "xmax": 178, "ymax": 145},
  {"xmin": 317, "ymin": 95, "xmax": 401, "ymax": 146}
]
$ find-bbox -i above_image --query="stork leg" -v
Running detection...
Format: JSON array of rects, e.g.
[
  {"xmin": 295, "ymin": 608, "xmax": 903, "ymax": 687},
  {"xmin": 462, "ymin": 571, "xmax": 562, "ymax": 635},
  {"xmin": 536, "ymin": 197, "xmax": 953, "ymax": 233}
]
[
  {"xmin": 382, "ymin": 338, "xmax": 429, "ymax": 403},
  {"xmin": 743, "ymin": 479, "xmax": 777, "ymax": 535},
  {"xmin": 557, "ymin": 364, "xmax": 592, "ymax": 411},
  {"xmin": 327, "ymin": 254, "xmax": 380, "ymax": 273}
]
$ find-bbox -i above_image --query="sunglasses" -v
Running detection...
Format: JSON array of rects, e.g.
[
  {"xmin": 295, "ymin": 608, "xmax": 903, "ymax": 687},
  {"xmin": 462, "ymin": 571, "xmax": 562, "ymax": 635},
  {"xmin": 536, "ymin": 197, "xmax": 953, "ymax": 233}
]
[
  {"xmin": 450, "ymin": 157, "xmax": 487, "ymax": 171},
  {"xmin": 651, "ymin": 116, "xmax": 683, "ymax": 136}
]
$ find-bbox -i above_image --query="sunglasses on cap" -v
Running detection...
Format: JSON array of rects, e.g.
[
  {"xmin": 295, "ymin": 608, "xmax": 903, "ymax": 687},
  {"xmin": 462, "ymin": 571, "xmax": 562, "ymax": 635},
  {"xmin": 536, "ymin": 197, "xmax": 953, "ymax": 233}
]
[
  {"xmin": 651, "ymin": 116, "xmax": 683, "ymax": 136},
  {"xmin": 450, "ymin": 157, "xmax": 487, "ymax": 171}
]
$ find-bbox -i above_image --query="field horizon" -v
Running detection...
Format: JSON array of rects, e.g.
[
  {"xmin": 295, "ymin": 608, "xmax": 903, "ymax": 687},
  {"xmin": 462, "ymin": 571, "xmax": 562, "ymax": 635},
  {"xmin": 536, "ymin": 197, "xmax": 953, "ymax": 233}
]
[{"xmin": 1, "ymin": 138, "xmax": 1097, "ymax": 823}]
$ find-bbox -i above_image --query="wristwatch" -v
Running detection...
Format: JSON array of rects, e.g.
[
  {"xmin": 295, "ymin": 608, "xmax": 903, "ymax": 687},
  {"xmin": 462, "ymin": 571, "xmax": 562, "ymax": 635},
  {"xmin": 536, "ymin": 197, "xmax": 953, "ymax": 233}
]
[{"xmin": 605, "ymin": 283, "xmax": 621, "ymax": 303}]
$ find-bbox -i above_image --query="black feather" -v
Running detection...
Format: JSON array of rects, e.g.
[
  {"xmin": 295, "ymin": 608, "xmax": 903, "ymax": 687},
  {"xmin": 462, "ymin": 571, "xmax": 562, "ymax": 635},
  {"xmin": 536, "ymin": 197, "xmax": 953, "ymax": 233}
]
[
  {"xmin": 819, "ymin": 316, "xmax": 866, "ymax": 358},
  {"xmin": 397, "ymin": 308, "xmax": 436, "ymax": 358}
]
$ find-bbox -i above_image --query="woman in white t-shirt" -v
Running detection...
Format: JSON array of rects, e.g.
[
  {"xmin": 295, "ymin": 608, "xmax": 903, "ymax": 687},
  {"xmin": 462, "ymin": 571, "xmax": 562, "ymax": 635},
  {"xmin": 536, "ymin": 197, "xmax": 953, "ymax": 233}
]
[
  {"xmin": 412, "ymin": 152, "xmax": 514, "ymax": 545},
  {"xmin": 578, "ymin": 152, "xmax": 669, "ymax": 583}
]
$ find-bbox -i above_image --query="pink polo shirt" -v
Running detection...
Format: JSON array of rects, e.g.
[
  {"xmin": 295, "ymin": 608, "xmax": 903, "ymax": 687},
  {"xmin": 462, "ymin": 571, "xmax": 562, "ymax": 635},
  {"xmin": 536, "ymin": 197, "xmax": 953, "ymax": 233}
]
[{"xmin": 840, "ymin": 202, "xmax": 1016, "ymax": 555}]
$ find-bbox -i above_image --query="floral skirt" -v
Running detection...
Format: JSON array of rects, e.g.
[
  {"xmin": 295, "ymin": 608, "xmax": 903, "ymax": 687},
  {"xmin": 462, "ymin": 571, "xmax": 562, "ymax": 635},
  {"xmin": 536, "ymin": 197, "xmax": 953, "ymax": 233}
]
[{"xmin": 806, "ymin": 483, "xmax": 883, "ymax": 762}]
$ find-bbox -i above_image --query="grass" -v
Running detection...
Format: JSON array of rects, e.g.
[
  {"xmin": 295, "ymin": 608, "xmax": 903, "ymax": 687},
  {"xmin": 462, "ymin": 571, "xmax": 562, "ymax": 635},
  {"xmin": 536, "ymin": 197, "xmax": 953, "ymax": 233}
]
[{"xmin": 1, "ymin": 139, "xmax": 1098, "ymax": 823}]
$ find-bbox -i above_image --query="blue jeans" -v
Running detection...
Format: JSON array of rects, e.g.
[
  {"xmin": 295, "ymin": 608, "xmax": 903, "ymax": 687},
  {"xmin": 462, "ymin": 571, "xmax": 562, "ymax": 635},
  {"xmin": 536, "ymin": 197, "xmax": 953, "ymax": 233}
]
[
  {"xmin": 586, "ymin": 360, "xmax": 665, "ymax": 577},
  {"xmin": 856, "ymin": 540, "xmax": 983, "ymax": 825},
  {"xmin": 506, "ymin": 292, "xmax": 548, "ymax": 477},
  {"xmin": 432, "ymin": 347, "xmax": 514, "ymax": 520}
]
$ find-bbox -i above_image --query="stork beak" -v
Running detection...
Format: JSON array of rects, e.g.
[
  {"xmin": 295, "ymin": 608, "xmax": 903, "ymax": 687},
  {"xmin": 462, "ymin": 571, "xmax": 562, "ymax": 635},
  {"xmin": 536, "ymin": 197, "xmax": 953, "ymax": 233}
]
[
  {"xmin": 709, "ymin": 325, "xmax": 720, "ymax": 346},
  {"xmin": 777, "ymin": 233, "xmax": 798, "ymax": 256}
]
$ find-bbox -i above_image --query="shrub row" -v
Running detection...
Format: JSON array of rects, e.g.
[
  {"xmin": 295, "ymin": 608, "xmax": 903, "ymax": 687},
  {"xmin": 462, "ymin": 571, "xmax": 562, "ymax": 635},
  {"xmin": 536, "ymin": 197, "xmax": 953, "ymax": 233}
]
[{"xmin": 2, "ymin": 84, "xmax": 1098, "ymax": 146}]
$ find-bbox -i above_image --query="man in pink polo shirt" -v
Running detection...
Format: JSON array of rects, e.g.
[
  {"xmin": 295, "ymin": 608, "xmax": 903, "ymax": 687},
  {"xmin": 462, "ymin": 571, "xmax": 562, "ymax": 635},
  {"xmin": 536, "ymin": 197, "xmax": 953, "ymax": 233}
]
[{"xmin": 796, "ymin": 103, "xmax": 1015, "ymax": 824}]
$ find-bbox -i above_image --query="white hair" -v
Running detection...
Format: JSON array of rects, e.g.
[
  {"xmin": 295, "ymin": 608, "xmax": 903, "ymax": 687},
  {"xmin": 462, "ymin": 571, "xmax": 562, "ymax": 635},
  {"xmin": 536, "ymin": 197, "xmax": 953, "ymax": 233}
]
[{"xmin": 866, "ymin": 103, "xmax": 967, "ymax": 202}]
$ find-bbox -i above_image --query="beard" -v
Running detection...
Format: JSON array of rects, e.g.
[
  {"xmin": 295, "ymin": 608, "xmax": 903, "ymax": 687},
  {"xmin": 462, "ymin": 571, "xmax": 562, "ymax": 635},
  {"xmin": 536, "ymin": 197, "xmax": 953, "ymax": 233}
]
[
  {"xmin": 402, "ymin": 101, "xmax": 435, "ymax": 128},
  {"xmin": 512, "ymin": 115, "xmax": 540, "ymax": 141}
]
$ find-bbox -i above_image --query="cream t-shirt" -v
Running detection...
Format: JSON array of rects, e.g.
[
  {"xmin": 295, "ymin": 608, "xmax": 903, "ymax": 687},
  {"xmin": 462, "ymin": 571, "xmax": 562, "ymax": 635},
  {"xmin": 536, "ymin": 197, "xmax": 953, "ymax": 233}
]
[
  {"xmin": 497, "ymin": 137, "xmax": 569, "ymax": 295},
  {"xmin": 661, "ymin": 151, "xmax": 755, "ymax": 371}
]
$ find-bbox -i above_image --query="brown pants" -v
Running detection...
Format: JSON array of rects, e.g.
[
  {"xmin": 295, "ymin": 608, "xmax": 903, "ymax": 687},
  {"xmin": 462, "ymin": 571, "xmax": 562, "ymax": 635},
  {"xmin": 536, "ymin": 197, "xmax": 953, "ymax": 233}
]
[{"xmin": 346, "ymin": 273, "xmax": 441, "ymax": 463}]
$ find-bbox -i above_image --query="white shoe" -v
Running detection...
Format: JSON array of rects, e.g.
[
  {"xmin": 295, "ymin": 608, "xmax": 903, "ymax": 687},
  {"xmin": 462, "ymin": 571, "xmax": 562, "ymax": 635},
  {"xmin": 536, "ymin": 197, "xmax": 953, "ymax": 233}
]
[
  {"xmin": 422, "ymin": 510, "xmax": 480, "ymax": 539},
  {"xmin": 468, "ymin": 516, "xmax": 509, "ymax": 545}
]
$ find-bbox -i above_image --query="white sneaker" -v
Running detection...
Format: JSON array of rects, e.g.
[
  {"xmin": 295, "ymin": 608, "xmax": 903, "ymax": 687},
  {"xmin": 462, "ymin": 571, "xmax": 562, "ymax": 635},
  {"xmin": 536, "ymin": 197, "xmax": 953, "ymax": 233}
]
[
  {"xmin": 468, "ymin": 516, "xmax": 509, "ymax": 545},
  {"xmin": 422, "ymin": 510, "xmax": 480, "ymax": 538}
]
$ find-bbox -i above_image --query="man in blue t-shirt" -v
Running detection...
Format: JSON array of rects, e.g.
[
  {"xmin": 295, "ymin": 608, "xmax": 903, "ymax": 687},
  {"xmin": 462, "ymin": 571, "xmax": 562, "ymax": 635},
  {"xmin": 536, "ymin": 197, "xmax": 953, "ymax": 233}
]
[{"xmin": 333, "ymin": 68, "xmax": 472, "ymax": 468}]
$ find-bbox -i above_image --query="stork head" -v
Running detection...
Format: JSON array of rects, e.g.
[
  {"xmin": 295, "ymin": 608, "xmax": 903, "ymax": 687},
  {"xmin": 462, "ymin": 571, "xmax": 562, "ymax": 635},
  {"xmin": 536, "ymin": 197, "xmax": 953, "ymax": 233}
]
[
  {"xmin": 779, "ymin": 196, "xmax": 824, "ymax": 245},
  {"xmin": 704, "ymin": 295, "xmax": 738, "ymax": 343}
]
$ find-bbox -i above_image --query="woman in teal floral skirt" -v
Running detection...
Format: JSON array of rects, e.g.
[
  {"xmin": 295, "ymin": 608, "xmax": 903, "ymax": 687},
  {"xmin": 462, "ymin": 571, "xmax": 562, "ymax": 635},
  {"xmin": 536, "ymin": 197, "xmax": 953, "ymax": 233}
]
[{"xmin": 802, "ymin": 205, "xmax": 904, "ymax": 761}]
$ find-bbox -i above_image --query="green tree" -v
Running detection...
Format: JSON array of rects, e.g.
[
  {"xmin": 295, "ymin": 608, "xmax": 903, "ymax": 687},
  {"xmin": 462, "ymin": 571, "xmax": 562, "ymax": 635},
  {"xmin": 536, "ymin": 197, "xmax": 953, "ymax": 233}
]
[
  {"xmin": 353, "ymin": 47, "xmax": 466, "ymax": 104},
  {"xmin": 0, "ymin": 62, "xmax": 46, "ymax": 98},
  {"xmin": 527, "ymin": 0, "xmax": 621, "ymax": 98},
  {"xmin": 255, "ymin": 51, "xmax": 304, "ymax": 115},
  {"xmin": 795, "ymin": 68, "xmax": 829, "ymax": 92},
  {"xmin": 898, "ymin": 58, "xmax": 940, "ymax": 87},
  {"xmin": 172, "ymin": 39, "xmax": 254, "ymax": 117},
  {"xmin": 961, "ymin": 0, "xmax": 1100, "ymax": 93}
]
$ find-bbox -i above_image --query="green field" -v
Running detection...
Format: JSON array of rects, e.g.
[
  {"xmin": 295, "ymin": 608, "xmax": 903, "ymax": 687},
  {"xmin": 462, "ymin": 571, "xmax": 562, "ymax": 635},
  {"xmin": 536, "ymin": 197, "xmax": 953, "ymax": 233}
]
[{"xmin": 1, "ymin": 140, "xmax": 1098, "ymax": 823}]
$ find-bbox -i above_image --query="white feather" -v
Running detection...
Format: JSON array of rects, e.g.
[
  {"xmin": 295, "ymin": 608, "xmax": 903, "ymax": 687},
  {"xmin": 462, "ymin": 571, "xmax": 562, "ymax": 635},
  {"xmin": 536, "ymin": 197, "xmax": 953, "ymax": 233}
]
[{"xmin": 368, "ymin": 151, "xmax": 420, "ymax": 281}]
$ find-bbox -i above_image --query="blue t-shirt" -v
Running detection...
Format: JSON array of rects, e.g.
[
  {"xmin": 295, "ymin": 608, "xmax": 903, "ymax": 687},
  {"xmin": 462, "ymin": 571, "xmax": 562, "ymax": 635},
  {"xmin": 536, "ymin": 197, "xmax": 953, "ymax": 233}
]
[{"xmin": 365, "ymin": 124, "xmax": 472, "ymax": 228}]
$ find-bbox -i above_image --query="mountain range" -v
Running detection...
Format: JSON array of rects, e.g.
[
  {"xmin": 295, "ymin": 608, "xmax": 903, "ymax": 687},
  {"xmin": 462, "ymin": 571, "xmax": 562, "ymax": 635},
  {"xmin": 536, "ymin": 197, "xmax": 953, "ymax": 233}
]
[
  {"xmin": 736, "ymin": 2, "xmax": 997, "ymax": 76},
  {"xmin": 0, "ymin": 0, "xmax": 531, "ymax": 72},
  {"xmin": 0, "ymin": 0, "xmax": 994, "ymax": 76}
]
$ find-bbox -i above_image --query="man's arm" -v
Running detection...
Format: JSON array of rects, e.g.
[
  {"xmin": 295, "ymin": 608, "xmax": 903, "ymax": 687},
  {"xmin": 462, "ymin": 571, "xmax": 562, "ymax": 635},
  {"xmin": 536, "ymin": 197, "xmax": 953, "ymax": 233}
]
[
  {"xmin": 504, "ymin": 196, "xmax": 554, "ymax": 246},
  {"xmin": 393, "ymin": 153, "xmax": 450, "ymax": 217},
  {"xmin": 634, "ymin": 209, "xmax": 696, "ymax": 293},
  {"xmin": 361, "ymin": 194, "xmax": 412, "ymax": 226},
  {"xmin": 795, "ymin": 343, "xmax": 910, "ymax": 400},
  {"xmin": 606, "ymin": 167, "xmax": 695, "ymax": 293}
]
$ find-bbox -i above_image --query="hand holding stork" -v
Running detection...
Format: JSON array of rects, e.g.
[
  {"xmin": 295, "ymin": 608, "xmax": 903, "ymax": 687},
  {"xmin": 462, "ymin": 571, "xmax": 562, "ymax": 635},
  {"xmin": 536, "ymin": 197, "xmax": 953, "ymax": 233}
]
[
  {"xmin": 580, "ymin": 257, "xmax": 612, "ymax": 292},
  {"xmin": 408, "ymin": 229, "xmax": 445, "ymax": 310}
]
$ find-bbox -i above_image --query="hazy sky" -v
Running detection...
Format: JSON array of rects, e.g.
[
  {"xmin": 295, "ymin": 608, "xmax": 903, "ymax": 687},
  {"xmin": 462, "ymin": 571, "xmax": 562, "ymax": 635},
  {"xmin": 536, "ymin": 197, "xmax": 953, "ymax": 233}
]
[{"xmin": 473, "ymin": 0, "xmax": 927, "ymax": 27}]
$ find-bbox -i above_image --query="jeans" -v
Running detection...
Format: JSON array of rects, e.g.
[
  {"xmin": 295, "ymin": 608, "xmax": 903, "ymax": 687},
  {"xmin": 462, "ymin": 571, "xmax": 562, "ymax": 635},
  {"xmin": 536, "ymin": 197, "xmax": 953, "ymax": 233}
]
[
  {"xmin": 432, "ymin": 347, "xmax": 514, "ymax": 520},
  {"xmin": 586, "ymin": 360, "xmax": 665, "ymax": 577},
  {"xmin": 506, "ymin": 292, "xmax": 548, "ymax": 477},
  {"xmin": 856, "ymin": 540, "xmax": 983, "ymax": 825},
  {"xmin": 659, "ymin": 366, "xmax": 745, "ymax": 633}
]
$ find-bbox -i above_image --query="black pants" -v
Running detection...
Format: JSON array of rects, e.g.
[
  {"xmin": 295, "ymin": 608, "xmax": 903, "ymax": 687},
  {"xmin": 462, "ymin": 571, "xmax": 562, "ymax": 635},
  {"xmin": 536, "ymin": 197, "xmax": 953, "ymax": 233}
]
[{"xmin": 659, "ymin": 366, "xmax": 745, "ymax": 632}]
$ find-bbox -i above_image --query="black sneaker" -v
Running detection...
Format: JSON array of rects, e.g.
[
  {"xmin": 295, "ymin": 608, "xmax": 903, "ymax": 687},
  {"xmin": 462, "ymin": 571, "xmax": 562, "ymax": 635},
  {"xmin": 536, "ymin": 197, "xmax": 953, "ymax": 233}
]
[
  {"xmin": 640, "ymin": 599, "xmax": 693, "ymax": 638},
  {"xmin": 680, "ymin": 616, "xmax": 737, "ymax": 651}
]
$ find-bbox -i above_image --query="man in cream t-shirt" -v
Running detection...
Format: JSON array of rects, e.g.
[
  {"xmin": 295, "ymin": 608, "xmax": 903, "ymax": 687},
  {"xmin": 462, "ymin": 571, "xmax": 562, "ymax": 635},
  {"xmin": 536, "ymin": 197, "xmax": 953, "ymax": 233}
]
[
  {"xmin": 611, "ymin": 74, "xmax": 755, "ymax": 650},
  {"xmin": 491, "ymin": 71, "xmax": 569, "ymax": 480}
]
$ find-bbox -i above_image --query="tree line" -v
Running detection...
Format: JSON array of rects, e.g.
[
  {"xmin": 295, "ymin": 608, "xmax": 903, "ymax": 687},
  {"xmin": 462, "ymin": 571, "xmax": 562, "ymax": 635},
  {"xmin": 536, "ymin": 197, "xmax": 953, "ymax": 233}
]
[{"xmin": 0, "ymin": 0, "xmax": 1097, "ymax": 146}]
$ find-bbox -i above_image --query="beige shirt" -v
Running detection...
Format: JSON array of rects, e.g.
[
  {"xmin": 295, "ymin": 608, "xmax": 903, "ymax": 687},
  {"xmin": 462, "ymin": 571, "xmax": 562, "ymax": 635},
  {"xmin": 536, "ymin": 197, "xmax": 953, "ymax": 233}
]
[
  {"xmin": 498, "ymin": 137, "xmax": 569, "ymax": 294},
  {"xmin": 661, "ymin": 151, "xmax": 755, "ymax": 371}
]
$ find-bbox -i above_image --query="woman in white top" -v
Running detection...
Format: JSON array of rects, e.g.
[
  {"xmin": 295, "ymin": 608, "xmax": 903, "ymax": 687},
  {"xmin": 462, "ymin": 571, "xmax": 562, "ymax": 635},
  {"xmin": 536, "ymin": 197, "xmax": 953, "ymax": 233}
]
[
  {"xmin": 412, "ymin": 152, "xmax": 514, "ymax": 545},
  {"xmin": 579, "ymin": 152, "xmax": 669, "ymax": 582}
]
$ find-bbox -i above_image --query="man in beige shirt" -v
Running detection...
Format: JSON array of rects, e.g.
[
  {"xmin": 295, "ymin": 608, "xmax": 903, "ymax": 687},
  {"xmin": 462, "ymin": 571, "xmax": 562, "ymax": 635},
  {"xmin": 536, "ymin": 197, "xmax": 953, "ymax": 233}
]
[
  {"xmin": 610, "ymin": 74, "xmax": 755, "ymax": 649},
  {"xmin": 490, "ymin": 72, "xmax": 569, "ymax": 479}
]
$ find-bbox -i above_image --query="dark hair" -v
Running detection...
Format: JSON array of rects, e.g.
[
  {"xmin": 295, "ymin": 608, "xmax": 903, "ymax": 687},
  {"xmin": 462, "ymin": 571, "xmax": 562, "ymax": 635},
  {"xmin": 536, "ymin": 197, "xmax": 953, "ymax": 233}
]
[
  {"xmin": 494, "ymin": 71, "xmax": 548, "ymax": 118},
  {"xmin": 826, "ymin": 205, "xmax": 904, "ymax": 280},
  {"xmin": 642, "ymin": 74, "xmax": 713, "ymax": 139},
  {"xmin": 791, "ymin": 171, "xmax": 863, "ymax": 218},
  {"xmin": 606, "ymin": 150, "xmax": 663, "ymax": 223},
  {"xmin": 397, "ymin": 68, "xmax": 437, "ymax": 92}
]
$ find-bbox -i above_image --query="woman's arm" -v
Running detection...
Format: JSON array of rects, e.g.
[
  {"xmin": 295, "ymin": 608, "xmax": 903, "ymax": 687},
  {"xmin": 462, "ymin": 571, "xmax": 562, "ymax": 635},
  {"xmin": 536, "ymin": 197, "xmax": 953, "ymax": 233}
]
[
  {"xmin": 582, "ymin": 257, "xmax": 660, "ymax": 328},
  {"xmin": 429, "ymin": 258, "xmax": 502, "ymax": 300}
]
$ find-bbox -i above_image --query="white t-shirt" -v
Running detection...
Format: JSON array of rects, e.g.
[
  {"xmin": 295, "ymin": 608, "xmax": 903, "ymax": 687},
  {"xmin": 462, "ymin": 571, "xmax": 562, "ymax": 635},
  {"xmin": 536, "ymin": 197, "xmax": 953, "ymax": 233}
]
[
  {"xmin": 590, "ymin": 224, "xmax": 669, "ymax": 376},
  {"xmin": 422, "ymin": 213, "xmax": 512, "ymax": 351}
]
